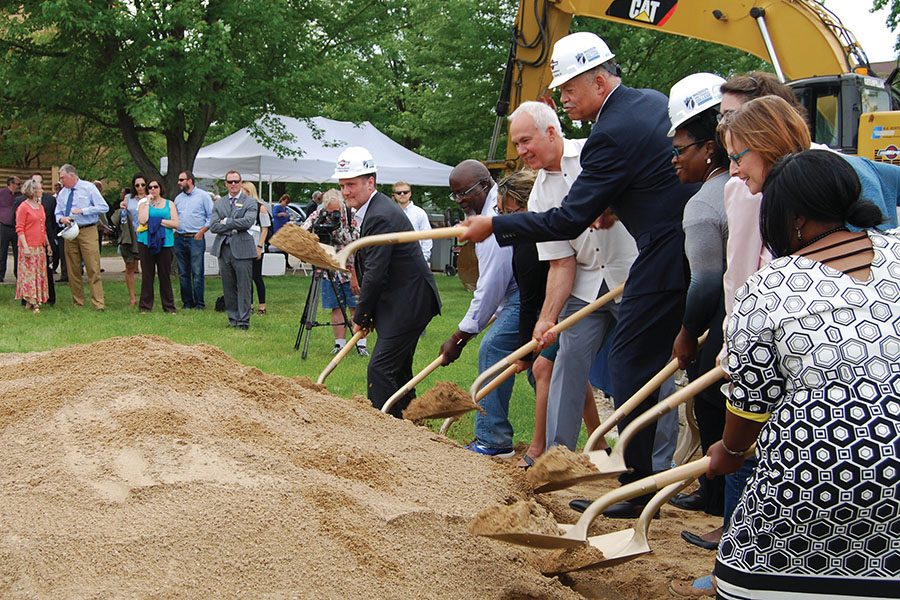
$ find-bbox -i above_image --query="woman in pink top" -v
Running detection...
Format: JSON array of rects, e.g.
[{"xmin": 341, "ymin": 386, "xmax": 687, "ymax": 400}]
[{"xmin": 15, "ymin": 179, "xmax": 51, "ymax": 312}]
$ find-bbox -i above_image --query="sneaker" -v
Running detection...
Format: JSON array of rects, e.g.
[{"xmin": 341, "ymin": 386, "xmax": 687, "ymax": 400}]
[
  {"xmin": 356, "ymin": 345, "xmax": 369, "ymax": 357},
  {"xmin": 332, "ymin": 344, "xmax": 342, "ymax": 355},
  {"xmin": 465, "ymin": 440, "xmax": 515, "ymax": 458}
]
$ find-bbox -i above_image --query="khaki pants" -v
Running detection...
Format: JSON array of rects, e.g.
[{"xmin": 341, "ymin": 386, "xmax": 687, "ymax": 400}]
[{"xmin": 64, "ymin": 224, "xmax": 105, "ymax": 309}]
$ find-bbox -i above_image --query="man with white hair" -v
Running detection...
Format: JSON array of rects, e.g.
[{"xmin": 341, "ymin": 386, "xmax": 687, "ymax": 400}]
[
  {"xmin": 509, "ymin": 100, "xmax": 637, "ymax": 453},
  {"xmin": 55, "ymin": 164, "xmax": 108, "ymax": 309}
]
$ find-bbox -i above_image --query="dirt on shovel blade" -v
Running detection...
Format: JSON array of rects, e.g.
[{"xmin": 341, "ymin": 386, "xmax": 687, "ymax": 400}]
[
  {"xmin": 469, "ymin": 499, "xmax": 560, "ymax": 537},
  {"xmin": 526, "ymin": 446, "xmax": 600, "ymax": 491},
  {"xmin": 269, "ymin": 223, "xmax": 343, "ymax": 271},
  {"xmin": 539, "ymin": 545, "xmax": 607, "ymax": 575},
  {"xmin": 403, "ymin": 381, "xmax": 483, "ymax": 420}
]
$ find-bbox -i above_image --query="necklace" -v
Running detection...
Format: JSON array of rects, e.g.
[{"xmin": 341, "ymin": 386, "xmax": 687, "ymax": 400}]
[
  {"xmin": 798, "ymin": 225, "xmax": 847, "ymax": 250},
  {"xmin": 704, "ymin": 166, "xmax": 726, "ymax": 182}
]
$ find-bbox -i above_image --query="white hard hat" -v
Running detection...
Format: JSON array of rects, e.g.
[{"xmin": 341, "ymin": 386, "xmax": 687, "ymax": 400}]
[
  {"xmin": 58, "ymin": 221, "xmax": 79, "ymax": 240},
  {"xmin": 331, "ymin": 146, "xmax": 377, "ymax": 180},
  {"xmin": 667, "ymin": 73, "xmax": 726, "ymax": 137},
  {"xmin": 549, "ymin": 32, "xmax": 616, "ymax": 89}
]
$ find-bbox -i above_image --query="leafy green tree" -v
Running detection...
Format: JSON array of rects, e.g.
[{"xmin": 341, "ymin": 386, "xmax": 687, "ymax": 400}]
[{"xmin": 873, "ymin": 0, "xmax": 900, "ymax": 51}]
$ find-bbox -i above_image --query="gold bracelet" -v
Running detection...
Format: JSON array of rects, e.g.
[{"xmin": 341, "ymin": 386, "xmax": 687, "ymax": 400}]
[{"xmin": 721, "ymin": 438, "xmax": 751, "ymax": 458}]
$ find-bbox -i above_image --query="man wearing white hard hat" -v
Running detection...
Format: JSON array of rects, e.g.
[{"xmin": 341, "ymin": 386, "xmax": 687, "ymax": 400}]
[
  {"xmin": 462, "ymin": 31, "xmax": 692, "ymax": 518},
  {"xmin": 334, "ymin": 147, "xmax": 441, "ymax": 417}
]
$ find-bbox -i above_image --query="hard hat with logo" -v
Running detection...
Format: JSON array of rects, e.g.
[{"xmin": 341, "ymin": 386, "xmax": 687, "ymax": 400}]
[
  {"xmin": 667, "ymin": 73, "xmax": 726, "ymax": 137},
  {"xmin": 548, "ymin": 32, "xmax": 616, "ymax": 89},
  {"xmin": 331, "ymin": 146, "xmax": 377, "ymax": 180},
  {"xmin": 58, "ymin": 221, "xmax": 79, "ymax": 240}
]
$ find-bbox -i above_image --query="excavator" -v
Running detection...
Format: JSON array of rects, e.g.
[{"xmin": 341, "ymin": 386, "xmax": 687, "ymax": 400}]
[{"xmin": 487, "ymin": 0, "xmax": 900, "ymax": 169}]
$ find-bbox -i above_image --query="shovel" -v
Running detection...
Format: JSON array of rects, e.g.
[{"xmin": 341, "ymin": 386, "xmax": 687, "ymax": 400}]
[
  {"xmin": 671, "ymin": 395, "xmax": 702, "ymax": 467},
  {"xmin": 532, "ymin": 366, "xmax": 725, "ymax": 492},
  {"xmin": 479, "ymin": 455, "xmax": 717, "ymax": 549},
  {"xmin": 441, "ymin": 284, "xmax": 626, "ymax": 435},
  {"xmin": 316, "ymin": 330, "xmax": 365, "ymax": 385},
  {"xmin": 541, "ymin": 478, "xmax": 690, "ymax": 573},
  {"xmin": 382, "ymin": 356, "xmax": 444, "ymax": 414},
  {"xmin": 279, "ymin": 225, "xmax": 468, "ymax": 272}
]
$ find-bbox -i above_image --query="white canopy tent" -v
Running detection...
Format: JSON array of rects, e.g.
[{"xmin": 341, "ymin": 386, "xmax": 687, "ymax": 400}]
[{"xmin": 160, "ymin": 115, "xmax": 453, "ymax": 194}]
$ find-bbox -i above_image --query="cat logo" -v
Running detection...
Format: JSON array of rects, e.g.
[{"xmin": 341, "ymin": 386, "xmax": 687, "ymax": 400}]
[{"xmin": 606, "ymin": 0, "xmax": 678, "ymax": 27}]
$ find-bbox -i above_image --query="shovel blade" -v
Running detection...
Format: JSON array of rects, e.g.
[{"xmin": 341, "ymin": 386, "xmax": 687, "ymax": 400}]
[
  {"xmin": 480, "ymin": 531, "xmax": 587, "ymax": 549},
  {"xmin": 531, "ymin": 451, "xmax": 627, "ymax": 493},
  {"xmin": 541, "ymin": 528, "xmax": 649, "ymax": 574}
]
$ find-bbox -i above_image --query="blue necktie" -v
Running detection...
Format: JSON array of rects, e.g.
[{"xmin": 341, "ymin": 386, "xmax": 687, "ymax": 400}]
[{"xmin": 65, "ymin": 188, "xmax": 75, "ymax": 216}]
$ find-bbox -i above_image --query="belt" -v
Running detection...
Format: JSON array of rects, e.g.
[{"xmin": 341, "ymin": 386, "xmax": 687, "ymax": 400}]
[
  {"xmin": 78, "ymin": 223, "xmax": 97, "ymax": 228},
  {"xmin": 175, "ymin": 232, "xmax": 199, "ymax": 237}
]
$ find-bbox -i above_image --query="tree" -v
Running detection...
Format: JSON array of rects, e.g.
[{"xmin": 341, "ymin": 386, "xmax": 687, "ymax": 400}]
[
  {"xmin": 873, "ymin": 0, "xmax": 900, "ymax": 52},
  {"xmin": 0, "ymin": 0, "xmax": 404, "ymax": 192}
]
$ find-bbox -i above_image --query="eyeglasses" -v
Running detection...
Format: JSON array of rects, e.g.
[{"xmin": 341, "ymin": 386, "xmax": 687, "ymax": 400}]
[
  {"xmin": 134, "ymin": 182, "xmax": 146, "ymax": 188},
  {"xmin": 225, "ymin": 179, "xmax": 241, "ymax": 185},
  {"xmin": 177, "ymin": 177, "xmax": 188, "ymax": 182},
  {"xmin": 148, "ymin": 184, "xmax": 160, "ymax": 189},
  {"xmin": 450, "ymin": 179, "xmax": 486, "ymax": 201},
  {"xmin": 728, "ymin": 148, "xmax": 750, "ymax": 166},
  {"xmin": 672, "ymin": 139, "xmax": 710, "ymax": 158},
  {"xmin": 393, "ymin": 190, "xmax": 411, "ymax": 196}
]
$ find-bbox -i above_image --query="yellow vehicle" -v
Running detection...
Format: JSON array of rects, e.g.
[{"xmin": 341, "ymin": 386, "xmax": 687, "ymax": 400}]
[{"xmin": 489, "ymin": 0, "xmax": 899, "ymax": 167}]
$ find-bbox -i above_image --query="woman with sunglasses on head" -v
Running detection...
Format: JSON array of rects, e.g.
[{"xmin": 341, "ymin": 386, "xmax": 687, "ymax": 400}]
[
  {"xmin": 666, "ymin": 73, "xmax": 731, "ymax": 523},
  {"xmin": 136, "ymin": 179, "xmax": 179, "ymax": 313},
  {"xmin": 708, "ymin": 149, "xmax": 898, "ymax": 600},
  {"xmin": 241, "ymin": 181, "xmax": 270, "ymax": 315},
  {"xmin": 114, "ymin": 173, "xmax": 146, "ymax": 306}
]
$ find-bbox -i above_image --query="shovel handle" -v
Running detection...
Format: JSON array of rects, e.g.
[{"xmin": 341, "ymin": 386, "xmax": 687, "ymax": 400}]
[
  {"xmin": 316, "ymin": 330, "xmax": 365, "ymax": 385},
  {"xmin": 337, "ymin": 226, "xmax": 467, "ymax": 268},
  {"xmin": 474, "ymin": 364, "xmax": 519, "ymax": 402},
  {"xmin": 381, "ymin": 355, "xmax": 444, "ymax": 414},
  {"xmin": 583, "ymin": 330, "xmax": 709, "ymax": 453},
  {"xmin": 469, "ymin": 283, "xmax": 625, "ymax": 398}
]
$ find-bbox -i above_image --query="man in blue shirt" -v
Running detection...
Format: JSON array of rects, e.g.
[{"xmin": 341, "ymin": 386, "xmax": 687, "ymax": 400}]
[
  {"xmin": 173, "ymin": 170, "xmax": 213, "ymax": 309},
  {"xmin": 55, "ymin": 164, "xmax": 108, "ymax": 310}
]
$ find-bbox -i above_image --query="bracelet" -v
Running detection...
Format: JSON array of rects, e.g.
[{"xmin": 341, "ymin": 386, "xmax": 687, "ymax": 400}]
[{"xmin": 721, "ymin": 438, "xmax": 751, "ymax": 458}]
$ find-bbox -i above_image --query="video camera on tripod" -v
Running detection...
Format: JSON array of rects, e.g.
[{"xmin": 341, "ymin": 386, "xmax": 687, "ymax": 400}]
[{"xmin": 312, "ymin": 209, "xmax": 343, "ymax": 246}]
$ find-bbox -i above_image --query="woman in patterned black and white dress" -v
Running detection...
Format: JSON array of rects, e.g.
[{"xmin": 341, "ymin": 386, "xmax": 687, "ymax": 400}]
[{"xmin": 707, "ymin": 150, "xmax": 899, "ymax": 599}]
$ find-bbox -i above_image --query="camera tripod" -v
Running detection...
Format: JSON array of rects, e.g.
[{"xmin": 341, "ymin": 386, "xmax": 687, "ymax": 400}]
[{"xmin": 295, "ymin": 268, "xmax": 352, "ymax": 359}]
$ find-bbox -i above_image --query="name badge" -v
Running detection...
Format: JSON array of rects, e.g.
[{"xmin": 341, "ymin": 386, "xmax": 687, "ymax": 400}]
[{"xmin": 235, "ymin": 203, "xmax": 244, "ymax": 208}]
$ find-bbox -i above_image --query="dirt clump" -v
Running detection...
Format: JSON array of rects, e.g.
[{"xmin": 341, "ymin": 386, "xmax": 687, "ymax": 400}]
[
  {"xmin": 270, "ymin": 222, "xmax": 344, "ymax": 271},
  {"xmin": 469, "ymin": 499, "xmax": 560, "ymax": 537},
  {"xmin": 0, "ymin": 336, "xmax": 589, "ymax": 600},
  {"xmin": 527, "ymin": 446, "xmax": 601, "ymax": 492},
  {"xmin": 403, "ymin": 380, "xmax": 483, "ymax": 420}
]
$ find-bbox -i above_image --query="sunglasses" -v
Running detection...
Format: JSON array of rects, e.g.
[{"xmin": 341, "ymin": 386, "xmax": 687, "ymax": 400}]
[
  {"xmin": 728, "ymin": 148, "xmax": 750, "ymax": 166},
  {"xmin": 134, "ymin": 182, "xmax": 146, "ymax": 188},
  {"xmin": 148, "ymin": 184, "xmax": 160, "ymax": 189},
  {"xmin": 672, "ymin": 139, "xmax": 710, "ymax": 158},
  {"xmin": 450, "ymin": 179, "xmax": 486, "ymax": 201},
  {"xmin": 177, "ymin": 177, "xmax": 188, "ymax": 182},
  {"xmin": 226, "ymin": 179, "xmax": 241, "ymax": 184},
  {"xmin": 393, "ymin": 190, "xmax": 411, "ymax": 195}
]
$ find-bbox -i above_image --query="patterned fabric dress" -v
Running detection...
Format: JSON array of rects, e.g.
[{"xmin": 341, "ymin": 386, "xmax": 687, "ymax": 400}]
[
  {"xmin": 15, "ymin": 202, "xmax": 49, "ymax": 306},
  {"xmin": 715, "ymin": 230, "xmax": 900, "ymax": 600}
]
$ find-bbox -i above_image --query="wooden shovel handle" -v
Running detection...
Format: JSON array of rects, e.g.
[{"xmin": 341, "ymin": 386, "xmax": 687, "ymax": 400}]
[
  {"xmin": 469, "ymin": 283, "xmax": 625, "ymax": 398},
  {"xmin": 474, "ymin": 364, "xmax": 519, "ymax": 402},
  {"xmin": 583, "ymin": 330, "xmax": 709, "ymax": 453},
  {"xmin": 316, "ymin": 330, "xmax": 365, "ymax": 385},
  {"xmin": 338, "ymin": 226, "xmax": 467, "ymax": 267},
  {"xmin": 381, "ymin": 355, "xmax": 444, "ymax": 414}
]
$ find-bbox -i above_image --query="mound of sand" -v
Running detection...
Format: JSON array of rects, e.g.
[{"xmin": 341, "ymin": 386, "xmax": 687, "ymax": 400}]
[
  {"xmin": 0, "ymin": 336, "xmax": 595, "ymax": 599},
  {"xmin": 527, "ymin": 446, "xmax": 601, "ymax": 492},
  {"xmin": 469, "ymin": 499, "xmax": 560, "ymax": 537},
  {"xmin": 403, "ymin": 381, "xmax": 483, "ymax": 421}
]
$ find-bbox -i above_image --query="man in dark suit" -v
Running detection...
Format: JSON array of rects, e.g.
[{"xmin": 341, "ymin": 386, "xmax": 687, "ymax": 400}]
[
  {"xmin": 336, "ymin": 147, "xmax": 441, "ymax": 417},
  {"xmin": 462, "ymin": 32, "xmax": 692, "ymax": 518},
  {"xmin": 210, "ymin": 170, "xmax": 258, "ymax": 330}
]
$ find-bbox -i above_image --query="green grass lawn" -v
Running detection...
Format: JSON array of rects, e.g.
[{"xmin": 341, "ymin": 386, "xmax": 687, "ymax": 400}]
[{"xmin": 0, "ymin": 272, "xmax": 542, "ymax": 447}]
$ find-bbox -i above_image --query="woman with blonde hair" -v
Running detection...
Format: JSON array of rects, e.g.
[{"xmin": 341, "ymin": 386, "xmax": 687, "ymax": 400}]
[
  {"xmin": 241, "ymin": 181, "xmax": 271, "ymax": 314},
  {"xmin": 15, "ymin": 179, "xmax": 51, "ymax": 312}
]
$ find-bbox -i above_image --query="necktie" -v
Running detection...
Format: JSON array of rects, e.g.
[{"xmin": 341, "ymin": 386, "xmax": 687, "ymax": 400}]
[
  {"xmin": 65, "ymin": 188, "xmax": 75, "ymax": 216},
  {"xmin": 230, "ymin": 197, "xmax": 237, "ymax": 210}
]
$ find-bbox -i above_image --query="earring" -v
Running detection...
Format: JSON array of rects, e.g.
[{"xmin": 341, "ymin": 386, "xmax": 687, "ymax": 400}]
[
  {"xmin": 706, "ymin": 157, "xmax": 711, "ymax": 164},
  {"xmin": 796, "ymin": 227, "xmax": 802, "ymax": 241}
]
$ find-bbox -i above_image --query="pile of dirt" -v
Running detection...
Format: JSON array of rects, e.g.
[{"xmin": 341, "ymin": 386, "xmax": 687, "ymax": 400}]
[
  {"xmin": 527, "ymin": 446, "xmax": 601, "ymax": 492},
  {"xmin": 270, "ymin": 223, "xmax": 344, "ymax": 271},
  {"xmin": 0, "ymin": 336, "xmax": 596, "ymax": 599},
  {"xmin": 403, "ymin": 381, "xmax": 483, "ymax": 421},
  {"xmin": 469, "ymin": 499, "xmax": 560, "ymax": 537},
  {"xmin": 540, "ymin": 545, "xmax": 608, "ymax": 575}
]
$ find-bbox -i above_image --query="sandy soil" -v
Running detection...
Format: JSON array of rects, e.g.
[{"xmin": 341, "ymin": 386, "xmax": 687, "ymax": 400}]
[
  {"xmin": 403, "ymin": 381, "xmax": 482, "ymax": 421},
  {"xmin": 0, "ymin": 336, "xmax": 719, "ymax": 599}
]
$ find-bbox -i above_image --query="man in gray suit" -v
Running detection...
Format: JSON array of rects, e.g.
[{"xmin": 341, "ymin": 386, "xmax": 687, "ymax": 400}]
[{"xmin": 210, "ymin": 170, "xmax": 258, "ymax": 329}]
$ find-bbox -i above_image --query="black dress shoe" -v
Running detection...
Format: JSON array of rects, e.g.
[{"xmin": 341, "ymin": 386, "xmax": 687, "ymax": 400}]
[
  {"xmin": 669, "ymin": 491, "xmax": 706, "ymax": 511},
  {"xmin": 681, "ymin": 530, "xmax": 719, "ymax": 551},
  {"xmin": 568, "ymin": 499, "xmax": 659, "ymax": 519}
]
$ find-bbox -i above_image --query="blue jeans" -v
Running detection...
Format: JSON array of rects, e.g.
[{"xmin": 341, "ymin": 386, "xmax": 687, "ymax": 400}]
[
  {"xmin": 724, "ymin": 456, "xmax": 758, "ymax": 529},
  {"xmin": 474, "ymin": 290, "xmax": 521, "ymax": 450},
  {"xmin": 174, "ymin": 236, "xmax": 206, "ymax": 308}
]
